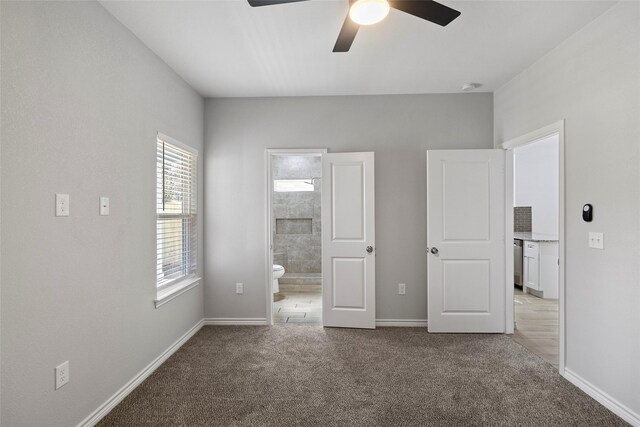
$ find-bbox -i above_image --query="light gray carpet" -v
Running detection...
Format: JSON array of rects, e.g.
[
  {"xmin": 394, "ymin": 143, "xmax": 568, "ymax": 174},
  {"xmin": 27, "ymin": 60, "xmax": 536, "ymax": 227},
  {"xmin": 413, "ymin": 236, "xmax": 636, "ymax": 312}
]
[{"xmin": 98, "ymin": 326, "xmax": 626, "ymax": 426}]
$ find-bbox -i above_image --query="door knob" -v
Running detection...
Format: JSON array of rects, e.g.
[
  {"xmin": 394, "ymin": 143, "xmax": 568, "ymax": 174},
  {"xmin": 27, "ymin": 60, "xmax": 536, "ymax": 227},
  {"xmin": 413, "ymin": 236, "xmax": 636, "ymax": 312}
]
[
  {"xmin": 430, "ymin": 247, "xmax": 439, "ymax": 255},
  {"xmin": 366, "ymin": 246, "xmax": 374, "ymax": 254}
]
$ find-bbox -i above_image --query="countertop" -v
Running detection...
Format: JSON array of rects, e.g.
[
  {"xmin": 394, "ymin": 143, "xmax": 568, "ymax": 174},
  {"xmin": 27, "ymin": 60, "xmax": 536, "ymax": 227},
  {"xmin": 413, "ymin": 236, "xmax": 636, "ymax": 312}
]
[{"xmin": 514, "ymin": 232, "xmax": 559, "ymax": 242}]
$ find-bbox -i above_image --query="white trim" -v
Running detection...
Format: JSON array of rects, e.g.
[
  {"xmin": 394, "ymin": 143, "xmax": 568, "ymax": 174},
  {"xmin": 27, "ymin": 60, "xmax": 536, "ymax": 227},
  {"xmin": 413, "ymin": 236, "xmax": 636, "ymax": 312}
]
[
  {"xmin": 265, "ymin": 148, "xmax": 328, "ymax": 327},
  {"xmin": 504, "ymin": 150, "xmax": 515, "ymax": 334},
  {"xmin": 203, "ymin": 318, "xmax": 267, "ymax": 325},
  {"xmin": 557, "ymin": 123, "xmax": 566, "ymax": 376},
  {"xmin": 157, "ymin": 132, "xmax": 198, "ymax": 155},
  {"xmin": 375, "ymin": 319, "xmax": 428, "ymax": 327},
  {"xmin": 154, "ymin": 276, "xmax": 201, "ymax": 308},
  {"xmin": 563, "ymin": 369, "xmax": 640, "ymax": 427},
  {"xmin": 500, "ymin": 120, "xmax": 566, "ymax": 374},
  {"xmin": 500, "ymin": 121, "xmax": 563, "ymax": 151},
  {"xmin": 156, "ymin": 131, "xmax": 199, "ymax": 307},
  {"xmin": 78, "ymin": 320, "xmax": 204, "ymax": 427}
]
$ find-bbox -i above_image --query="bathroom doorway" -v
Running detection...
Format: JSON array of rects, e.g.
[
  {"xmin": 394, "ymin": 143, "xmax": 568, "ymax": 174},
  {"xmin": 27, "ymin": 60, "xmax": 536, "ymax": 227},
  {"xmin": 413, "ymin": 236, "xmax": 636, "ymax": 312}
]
[
  {"xmin": 502, "ymin": 121, "xmax": 565, "ymax": 373},
  {"xmin": 265, "ymin": 149, "xmax": 326, "ymax": 325}
]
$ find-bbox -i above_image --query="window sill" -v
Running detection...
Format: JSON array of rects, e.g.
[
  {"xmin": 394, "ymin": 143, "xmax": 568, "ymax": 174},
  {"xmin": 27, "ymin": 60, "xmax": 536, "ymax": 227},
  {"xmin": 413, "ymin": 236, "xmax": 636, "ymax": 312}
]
[{"xmin": 154, "ymin": 276, "xmax": 201, "ymax": 308}]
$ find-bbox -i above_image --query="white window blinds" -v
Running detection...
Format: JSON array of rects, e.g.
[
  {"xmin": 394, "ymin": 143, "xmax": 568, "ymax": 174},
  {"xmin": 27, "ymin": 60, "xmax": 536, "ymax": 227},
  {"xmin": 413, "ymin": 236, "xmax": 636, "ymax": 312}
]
[{"xmin": 156, "ymin": 135, "xmax": 197, "ymax": 289}]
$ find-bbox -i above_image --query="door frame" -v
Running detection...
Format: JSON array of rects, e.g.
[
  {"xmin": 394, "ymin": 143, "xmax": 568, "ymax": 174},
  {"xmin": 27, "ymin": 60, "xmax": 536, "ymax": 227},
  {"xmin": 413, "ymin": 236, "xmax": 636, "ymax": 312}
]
[
  {"xmin": 500, "ymin": 120, "xmax": 566, "ymax": 375},
  {"xmin": 264, "ymin": 148, "xmax": 327, "ymax": 326}
]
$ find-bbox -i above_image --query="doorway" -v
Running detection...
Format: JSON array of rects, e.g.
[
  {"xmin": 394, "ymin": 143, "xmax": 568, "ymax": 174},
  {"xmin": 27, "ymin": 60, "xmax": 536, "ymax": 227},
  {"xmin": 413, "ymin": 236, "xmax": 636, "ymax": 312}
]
[
  {"xmin": 266, "ymin": 149, "xmax": 377, "ymax": 329},
  {"xmin": 266, "ymin": 150, "xmax": 326, "ymax": 326},
  {"xmin": 502, "ymin": 121, "xmax": 565, "ymax": 373}
]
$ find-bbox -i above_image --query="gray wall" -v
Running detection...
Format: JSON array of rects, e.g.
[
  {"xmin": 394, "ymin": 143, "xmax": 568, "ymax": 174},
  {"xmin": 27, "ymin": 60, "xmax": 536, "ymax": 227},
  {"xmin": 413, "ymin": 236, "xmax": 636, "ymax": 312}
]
[
  {"xmin": 1, "ymin": 2, "xmax": 204, "ymax": 426},
  {"xmin": 204, "ymin": 94, "xmax": 493, "ymax": 320},
  {"xmin": 494, "ymin": 2, "xmax": 640, "ymax": 417},
  {"xmin": 272, "ymin": 156, "xmax": 322, "ymax": 274}
]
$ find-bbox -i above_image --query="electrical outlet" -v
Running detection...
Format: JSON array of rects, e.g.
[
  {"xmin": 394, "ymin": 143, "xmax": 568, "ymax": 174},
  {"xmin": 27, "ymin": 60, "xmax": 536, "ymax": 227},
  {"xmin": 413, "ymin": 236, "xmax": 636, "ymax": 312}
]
[
  {"xmin": 55, "ymin": 361, "xmax": 69, "ymax": 390},
  {"xmin": 55, "ymin": 194, "xmax": 70, "ymax": 217},
  {"xmin": 100, "ymin": 197, "xmax": 109, "ymax": 216},
  {"xmin": 398, "ymin": 283, "xmax": 406, "ymax": 295},
  {"xmin": 235, "ymin": 283, "xmax": 244, "ymax": 295},
  {"xmin": 588, "ymin": 232, "xmax": 604, "ymax": 249}
]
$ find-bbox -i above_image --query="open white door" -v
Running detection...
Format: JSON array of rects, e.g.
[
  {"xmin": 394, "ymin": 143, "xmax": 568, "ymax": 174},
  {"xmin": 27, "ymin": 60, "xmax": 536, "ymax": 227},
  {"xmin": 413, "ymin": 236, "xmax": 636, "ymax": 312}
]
[
  {"xmin": 427, "ymin": 150, "xmax": 505, "ymax": 333},
  {"xmin": 322, "ymin": 152, "xmax": 375, "ymax": 329}
]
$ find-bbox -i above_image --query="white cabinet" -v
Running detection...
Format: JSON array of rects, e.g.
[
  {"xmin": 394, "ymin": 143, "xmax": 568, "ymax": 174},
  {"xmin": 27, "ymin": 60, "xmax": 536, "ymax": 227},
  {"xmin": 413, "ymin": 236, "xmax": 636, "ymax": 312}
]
[
  {"xmin": 522, "ymin": 240, "xmax": 558, "ymax": 299},
  {"xmin": 523, "ymin": 242, "xmax": 540, "ymax": 290}
]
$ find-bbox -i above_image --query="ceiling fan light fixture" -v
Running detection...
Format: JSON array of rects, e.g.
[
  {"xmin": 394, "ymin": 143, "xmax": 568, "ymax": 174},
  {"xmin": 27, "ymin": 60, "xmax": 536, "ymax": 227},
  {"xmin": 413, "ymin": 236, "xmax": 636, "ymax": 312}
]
[{"xmin": 349, "ymin": 0, "xmax": 390, "ymax": 26}]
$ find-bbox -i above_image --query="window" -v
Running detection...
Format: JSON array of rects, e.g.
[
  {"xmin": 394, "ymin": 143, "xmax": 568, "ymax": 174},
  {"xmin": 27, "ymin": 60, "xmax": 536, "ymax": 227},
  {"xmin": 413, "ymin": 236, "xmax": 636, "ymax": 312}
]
[
  {"xmin": 156, "ymin": 134, "xmax": 197, "ymax": 291},
  {"xmin": 274, "ymin": 179, "xmax": 315, "ymax": 192}
]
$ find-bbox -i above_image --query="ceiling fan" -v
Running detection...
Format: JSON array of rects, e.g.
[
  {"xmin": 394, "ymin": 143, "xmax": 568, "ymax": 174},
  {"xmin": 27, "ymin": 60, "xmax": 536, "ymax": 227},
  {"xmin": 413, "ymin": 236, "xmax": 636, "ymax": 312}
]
[{"xmin": 247, "ymin": 0, "xmax": 461, "ymax": 52}]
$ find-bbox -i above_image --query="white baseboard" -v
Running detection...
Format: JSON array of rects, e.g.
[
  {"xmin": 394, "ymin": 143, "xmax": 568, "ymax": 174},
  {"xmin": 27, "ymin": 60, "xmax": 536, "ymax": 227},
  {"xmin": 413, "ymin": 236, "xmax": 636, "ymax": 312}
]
[
  {"xmin": 563, "ymin": 368, "xmax": 640, "ymax": 426},
  {"xmin": 77, "ymin": 319, "xmax": 204, "ymax": 427},
  {"xmin": 203, "ymin": 318, "xmax": 267, "ymax": 325},
  {"xmin": 204, "ymin": 318, "xmax": 426, "ymax": 327},
  {"xmin": 375, "ymin": 319, "xmax": 428, "ymax": 327}
]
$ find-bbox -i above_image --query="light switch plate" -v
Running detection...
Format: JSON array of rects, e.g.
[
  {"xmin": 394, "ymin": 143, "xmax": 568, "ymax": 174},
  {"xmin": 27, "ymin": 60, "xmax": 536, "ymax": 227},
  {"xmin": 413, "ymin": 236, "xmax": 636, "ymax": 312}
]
[
  {"xmin": 55, "ymin": 194, "xmax": 69, "ymax": 217},
  {"xmin": 398, "ymin": 283, "xmax": 406, "ymax": 295},
  {"xmin": 236, "ymin": 283, "xmax": 244, "ymax": 295},
  {"xmin": 588, "ymin": 232, "xmax": 604, "ymax": 249},
  {"xmin": 100, "ymin": 197, "xmax": 109, "ymax": 216}
]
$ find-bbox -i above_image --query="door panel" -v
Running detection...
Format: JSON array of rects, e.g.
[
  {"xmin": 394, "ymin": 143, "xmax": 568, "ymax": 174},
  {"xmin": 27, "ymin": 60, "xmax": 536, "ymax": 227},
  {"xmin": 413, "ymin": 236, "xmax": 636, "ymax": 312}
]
[
  {"xmin": 333, "ymin": 258, "xmax": 365, "ymax": 309},
  {"xmin": 322, "ymin": 152, "xmax": 375, "ymax": 329},
  {"xmin": 332, "ymin": 163, "xmax": 365, "ymax": 240},
  {"xmin": 443, "ymin": 161, "xmax": 491, "ymax": 241},
  {"xmin": 442, "ymin": 260, "xmax": 491, "ymax": 313},
  {"xmin": 427, "ymin": 150, "xmax": 505, "ymax": 333}
]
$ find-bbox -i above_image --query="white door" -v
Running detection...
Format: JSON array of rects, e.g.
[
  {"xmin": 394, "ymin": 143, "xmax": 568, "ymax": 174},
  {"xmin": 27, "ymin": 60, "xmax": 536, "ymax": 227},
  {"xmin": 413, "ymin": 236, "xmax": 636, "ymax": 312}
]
[
  {"xmin": 427, "ymin": 150, "xmax": 505, "ymax": 332},
  {"xmin": 322, "ymin": 152, "xmax": 375, "ymax": 329}
]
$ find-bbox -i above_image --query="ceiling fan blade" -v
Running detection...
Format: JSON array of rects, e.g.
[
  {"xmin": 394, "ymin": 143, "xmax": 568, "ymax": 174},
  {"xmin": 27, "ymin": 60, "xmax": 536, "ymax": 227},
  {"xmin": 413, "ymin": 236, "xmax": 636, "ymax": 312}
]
[
  {"xmin": 248, "ymin": 0, "xmax": 309, "ymax": 7},
  {"xmin": 333, "ymin": 11, "xmax": 359, "ymax": 52},
  {"xmin": 389, "ymin": 0, "xmax": 461, "ymax": 26}
]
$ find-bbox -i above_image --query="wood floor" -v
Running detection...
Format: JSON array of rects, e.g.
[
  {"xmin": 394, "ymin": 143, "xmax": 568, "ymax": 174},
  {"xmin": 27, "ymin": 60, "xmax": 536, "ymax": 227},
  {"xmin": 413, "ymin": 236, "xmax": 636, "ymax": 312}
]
[{"xmin": 512, "ymin": 288, "xmax": 559, "ymax": 369}]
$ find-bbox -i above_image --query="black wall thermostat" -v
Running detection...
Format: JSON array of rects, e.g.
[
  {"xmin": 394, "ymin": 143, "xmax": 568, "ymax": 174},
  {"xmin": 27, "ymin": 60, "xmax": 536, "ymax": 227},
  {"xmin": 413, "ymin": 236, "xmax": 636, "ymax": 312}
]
[{"xmin": 583, "ymin": 204, "xmax": 593, "ymax": 222}]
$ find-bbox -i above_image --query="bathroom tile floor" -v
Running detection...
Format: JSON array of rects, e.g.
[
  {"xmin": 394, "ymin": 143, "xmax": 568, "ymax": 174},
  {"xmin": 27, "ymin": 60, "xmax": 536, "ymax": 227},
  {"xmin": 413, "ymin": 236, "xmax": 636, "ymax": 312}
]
[
  {"xmin": 273, "ymin": 284, "xmax": 322, "ymax": 325},
  {"xmin": 512, "ymin": 288, "xmax": 559, "ymax": 369}
]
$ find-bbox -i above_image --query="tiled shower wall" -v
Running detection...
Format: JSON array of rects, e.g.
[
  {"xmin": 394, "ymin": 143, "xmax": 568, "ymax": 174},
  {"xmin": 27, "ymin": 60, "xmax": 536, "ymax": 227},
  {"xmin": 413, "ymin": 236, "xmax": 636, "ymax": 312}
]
[
  {"xmin": 514, "ymin": 206, "xmax": 532, "ymax": 232},
  {"xmin": 272, "ymin": 156, "xmax": 321, "ymax": 273}
]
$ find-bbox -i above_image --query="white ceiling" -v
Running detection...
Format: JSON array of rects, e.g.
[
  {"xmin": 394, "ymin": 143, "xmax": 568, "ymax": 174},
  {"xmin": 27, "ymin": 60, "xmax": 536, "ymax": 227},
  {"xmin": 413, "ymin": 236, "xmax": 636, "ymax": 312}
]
[{"xmin": 100, "ymin": 0, "xmax": 614, "ymax": 98}]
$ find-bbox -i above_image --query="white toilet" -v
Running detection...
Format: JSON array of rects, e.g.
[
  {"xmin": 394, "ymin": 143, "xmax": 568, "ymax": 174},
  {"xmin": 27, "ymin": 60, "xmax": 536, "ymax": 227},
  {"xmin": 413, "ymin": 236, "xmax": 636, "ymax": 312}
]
[{"xmin": 272, "ymin": 264, "xmax": 285, "ymax": 293}]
